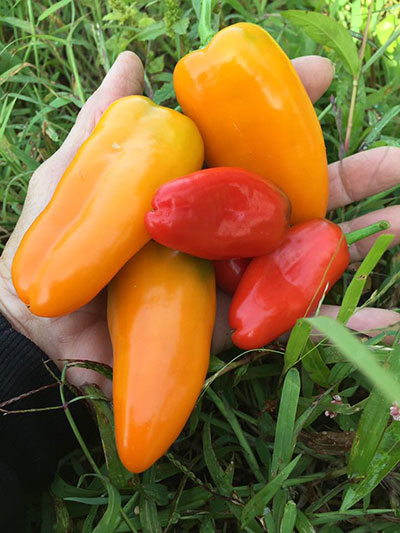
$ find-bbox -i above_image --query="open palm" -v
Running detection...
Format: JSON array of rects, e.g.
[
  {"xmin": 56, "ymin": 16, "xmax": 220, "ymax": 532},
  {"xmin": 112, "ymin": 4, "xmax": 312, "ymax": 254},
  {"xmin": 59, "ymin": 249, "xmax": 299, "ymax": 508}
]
[{"xmin": 0, "ymin": 52, "xmax": 399, "ymax": 394}]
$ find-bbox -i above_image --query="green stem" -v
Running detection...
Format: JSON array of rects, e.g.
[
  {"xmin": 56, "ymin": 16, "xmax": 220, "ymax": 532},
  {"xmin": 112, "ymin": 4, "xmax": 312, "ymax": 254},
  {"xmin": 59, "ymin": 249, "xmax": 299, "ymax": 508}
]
[
  {"xmin": 59, "ymin": 363, "xmax": 102, "ymax": 476},
  {"xmin": 346, "ymin": 220, "xmax": 390, "ymax": 247},
  {"xmin": 198, "ymin": 0, "xmax": 215, "ymax": 47}
]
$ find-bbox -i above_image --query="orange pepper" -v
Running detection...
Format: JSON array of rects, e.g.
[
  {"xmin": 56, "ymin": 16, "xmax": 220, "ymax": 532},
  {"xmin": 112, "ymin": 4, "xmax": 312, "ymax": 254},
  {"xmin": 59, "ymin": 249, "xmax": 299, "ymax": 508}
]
[
  {"xmin": 108, "ymin": 241, "xmax": 216, "ymax": 473},
  {"xmin": 173, "ymin": 22, "xmax": 329, "ymax": 224},
  {"xmin": 12, "ymin": 96, "xmax": 204, "ymax": 317}
]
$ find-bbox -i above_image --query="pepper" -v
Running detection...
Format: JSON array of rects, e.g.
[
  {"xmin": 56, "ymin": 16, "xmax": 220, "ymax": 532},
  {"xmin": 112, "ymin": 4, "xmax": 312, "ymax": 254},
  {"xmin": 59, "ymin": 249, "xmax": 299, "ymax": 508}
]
[
  {"xmin": 12, "ymin": 96, "xmax": 204, "ymax": 317},
  {"xmin": 108, "ymin": 241, "xmax": 216, "ymax": 473},
  {"xmin": 145, "ymin": 167, "xmax": 290, "ymax": 260},
  {"xmin": 214, "ymin": 258, "xmax": 251, "ymax": 295},
  {"xmin": 173, "ymin": 21, "xmax": 329, "ymax": 224},
  {"xmin": 229, "ymin": 219, "xmax": 389, "ymax": 350}
]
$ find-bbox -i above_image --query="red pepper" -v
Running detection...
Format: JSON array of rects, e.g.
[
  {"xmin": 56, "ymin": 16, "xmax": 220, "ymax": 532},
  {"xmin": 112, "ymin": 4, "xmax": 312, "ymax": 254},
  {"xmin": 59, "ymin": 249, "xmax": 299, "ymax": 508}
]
[
  {"xmin": 214, "ymin": 258, "xmax": 251, "ymax": 295},
  {"xmin": 229, "ymin": 219, "xmax": 389, "ymax": 349},
  {"xmin": 145, "ymin": 167, "xmax": 290, "ymax": 260},
  {"xmin": 230, "ymin": 220, "xmax": 348, "ymax": 350}
]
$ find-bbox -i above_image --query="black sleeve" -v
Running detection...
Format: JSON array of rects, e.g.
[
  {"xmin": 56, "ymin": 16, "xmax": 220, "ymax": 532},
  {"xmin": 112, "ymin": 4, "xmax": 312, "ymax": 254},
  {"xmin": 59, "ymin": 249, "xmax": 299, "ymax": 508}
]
[{"xmin": 0, "ymin": 314, "xmax": 96, "ymax": 531}]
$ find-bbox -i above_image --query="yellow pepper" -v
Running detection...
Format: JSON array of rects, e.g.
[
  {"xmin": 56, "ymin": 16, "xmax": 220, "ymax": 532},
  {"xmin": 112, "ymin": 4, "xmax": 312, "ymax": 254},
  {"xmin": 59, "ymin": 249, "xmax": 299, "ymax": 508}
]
[
  {"xmin": 108, "ymin": 241, "xmax": 216, "ymax": 473},
  {"xmin": 12, "ymin": 96, "xmax": 204, "ymax": 317},
  {"xmin": 173, "ymin": 22, "xmax": 329, "ymax": 224}
]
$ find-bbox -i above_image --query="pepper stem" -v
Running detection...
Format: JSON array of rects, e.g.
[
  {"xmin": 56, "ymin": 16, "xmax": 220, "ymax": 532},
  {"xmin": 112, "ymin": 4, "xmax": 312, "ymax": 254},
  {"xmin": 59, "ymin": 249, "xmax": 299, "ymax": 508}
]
[
  {"xmin": 198, "ymin": 0, "xmax": 215, "ymax": 47},
  {"xmin": 346, "ymin": 220, "xmax": 390, "ymax": 246}
]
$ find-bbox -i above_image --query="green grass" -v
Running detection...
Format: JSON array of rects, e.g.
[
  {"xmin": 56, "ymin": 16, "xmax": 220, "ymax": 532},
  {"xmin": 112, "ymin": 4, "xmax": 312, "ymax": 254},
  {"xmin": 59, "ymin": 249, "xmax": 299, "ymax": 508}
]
[{"xmin": 1, "ymin": 0, "xmax": 400, "ymax": 531}]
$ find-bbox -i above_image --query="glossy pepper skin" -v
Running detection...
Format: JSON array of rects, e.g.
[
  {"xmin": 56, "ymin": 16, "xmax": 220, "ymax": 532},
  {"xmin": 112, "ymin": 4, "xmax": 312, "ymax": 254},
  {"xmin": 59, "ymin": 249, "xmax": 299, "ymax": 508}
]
[
  {"xmin": 108, "ymin": 241, "xmax": 216, "ymax": 473},
  {"xmin": 145, "ymin": 167, "xmax": 290, "ymax": 260},
  {"xmin": 230, "ymin": 220, "xmax": 350, "ymax": 350},
  {"xmin": 214, "ymin": 258, "xmax": 251, "ymax": 295},
  {"xmin": 12, "ymin": 96, "xmax": 204, "ymax": 317},
  {"xmin": 173, "ymin": 22, "xmax": 329, "ymax": 224}
]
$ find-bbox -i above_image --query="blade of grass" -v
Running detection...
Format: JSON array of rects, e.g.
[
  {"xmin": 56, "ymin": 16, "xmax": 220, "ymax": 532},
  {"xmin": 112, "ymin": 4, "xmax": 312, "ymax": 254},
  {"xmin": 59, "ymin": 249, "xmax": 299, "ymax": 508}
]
[
  {"xmin": 241, "ymin": 456, "xmax": 301, "ymax": 528},
  {"xmin": 82, "ymin": 384, "xmax": 132, "ymax": 489},
  {"xmin": 140, "ymin": 469, "xmax": 162, "ymax": 533},
  {"xmin": 271, "ymin": 369, "xmax": 300, "ymax": 477},
  {"xmin": 92, "ymin": 477, "xmax": 122, "ymax": 533},
  {"xmin": 338, "ymin": 234, "xmax": 394, "ymax": 324},
  {"xmin": 280, "ymin": 500, "xmax": 297, "ymax": 532},
  {"xmin": 306, "ymin": 317, "xmax": 400, "ymax": 404},
  {"xmin": 207, "ymin": 388, "xmax": 265, "ymax": 483},
  {"xmin": 284, "ymin": 320, "xmax": 312, "ymax": 373},
  {"xmin": 202, "ymin": 420, "xmax": 234, "ymax": 497},
  {"xmin": 301, "ymin": 339, "xmax": 330, "ymax": 387},
  {"xmin": 348, "ymin": 347, "xmax": 400, "ymax": 479},
  {"xmin": 296, "ymin": 509, "xmax": 316, "ymax": 533}
]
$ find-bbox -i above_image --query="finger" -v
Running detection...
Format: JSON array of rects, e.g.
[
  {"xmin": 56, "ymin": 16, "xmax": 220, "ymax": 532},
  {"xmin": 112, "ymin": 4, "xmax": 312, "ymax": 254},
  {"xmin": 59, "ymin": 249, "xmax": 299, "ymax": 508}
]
[
  {"xmin": 317, "ymin": 305, "xmax": 399, "ymax": 342},
  {"xmin": 32, "ymin": 51, "xmax": 144, "ymax": 195},
  {"xmin": 292, "ymin": 56, "xmax": 334, "ymax": 103},
  {"xmin": 328, "ymin": 146, "xmax": 400, "ymax": 210},
  {"xmin": 62, "ymin": 51, "xmax": 144, "ymax": 154},
  {"xmin": 339, "ymin": 206, "xmax": 400, "ymax": 262},
  {"xmin": 3, "ymin": 52, "xmax": 144, "ymax": 260}
]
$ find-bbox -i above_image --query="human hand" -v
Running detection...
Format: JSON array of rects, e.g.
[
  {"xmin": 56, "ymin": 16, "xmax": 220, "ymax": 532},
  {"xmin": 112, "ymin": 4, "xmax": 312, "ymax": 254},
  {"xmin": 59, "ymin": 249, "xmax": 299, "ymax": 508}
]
[
  {"xmin": 0, "ymin": 52, "xmax": 144, "ymax": 397},
  {"xmin": 0, "ymin": 53, "xmax": 398, "ymax": 395}
]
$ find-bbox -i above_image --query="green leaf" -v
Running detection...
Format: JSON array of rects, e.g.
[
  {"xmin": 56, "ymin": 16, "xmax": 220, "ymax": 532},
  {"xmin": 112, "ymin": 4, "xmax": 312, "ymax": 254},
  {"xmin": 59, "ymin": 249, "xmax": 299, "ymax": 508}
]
[
  {"xmin": 296, "ymin": 509, "xmax": 317, "ymax": 532},
  {"xmin": 361, "ymin": 105, "xmax": 400, "ymax": 147},
  {"xmin": 173, "ymin": 17, "xmax": 190, "ymax": 35},
  {"xmin": 282, "ymin": 10, "xmax": 359, "ymax": 76},
  {"xmin": 0, "ymin": 17, "xmax": 32, "ymax": 33},
  {"xmin": 142, "ymin": 484, "xmax": 169, "ymax": 506},
  {"xmin": 241, "ymin": 455, "xmax": 301, "ymax": 527},
  {"xmin": 51, "ymin": 476, "xmax": 100, "ymax": 499},
  {"xmin": 135, "ymin": 22, "xmax": 166, "ymax": 41},
  {"xmin": 348, "ymin": 347, "xmax": 400, "ymax": 479},
  {"xmin": 148, "ymin": 55, "xmax": 164, "ymax": 74},
  {"xmin": 280, "ymin": 500, "xmax": 297, "ymax": 532},
  {"xmin": 153, "ymin": 82, "xmax": 175, "ymax": 105},
  {"xmin": 363, "ymin": 27, "xmax": 400, "ymax": 72},
  {"xmin": 223, "ymin": 0, "xmax": 256, "ymax": 22},
  {"xmin": 203, "ymin": 420, "xmax": 233, "ymax": 496},
  {"xmin": 271, "ymin": 369, "xmax": 300, "ymax": 477},
  {"xmin": 284, "ymin": 320, "xmax": 312, "ymax": 372},
  {"xmin": 92, "ymin": 478, "xmax": 121, "ymax": 533},
  {"xmin": 207, "ymin": 388, "xmax": 265, "ymax": 483},
  {"xmin": 51, "ymin": 493, "xmax": 72, "ymax": 533},
  {"xmin": 338, "ymin": 234, "xmax": 394, "ymax": 324},
  {"xmin": 140, "ymin": 492, "xmax": 162, "ymax": 533},
  {"xmin": 64, "ymin": 496, "xmax": 108, "ymax": 504},
  {"xmin": 82, "ymin": 385, "xmax": 132, "ymax": 489},
  {"xmin": 342, "ymin": 416, "xmax": 400, "ymax": 510},
  {"xmin": 140, "ymin": 469, "xmax": 162, "ymax": 533},
  {"xmin": 82, "ymin": 505, "xmax": 99, "ymax": 533},
  {"xmin": 38, "ymin": 0, "xmax": 72, "ymax": 22},
  {"xmin": 306, "ymin": 317, "xmax": 400, "ymax": 404},
  {"xmin": 301, "ymin": 339, "xmax": 330, "ymax": 387}
]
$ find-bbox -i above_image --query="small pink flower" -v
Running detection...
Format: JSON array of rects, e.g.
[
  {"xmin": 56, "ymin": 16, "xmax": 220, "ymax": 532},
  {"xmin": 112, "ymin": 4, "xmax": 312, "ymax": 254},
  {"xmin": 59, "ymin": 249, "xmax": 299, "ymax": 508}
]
[
  {"xmin": 332, "ymin": 395, "xmax": 343, "ymax": 404},
  {"xmin": 324, "ymin": 410, "xmax": 337, "ymax": 419},
  {"xmin": 390, "ymin": 402, "xmax": 400, "ymax": 421},
  {"xmin": 324, "ymin": 395, "xmax": 343, "ymax": 418}
]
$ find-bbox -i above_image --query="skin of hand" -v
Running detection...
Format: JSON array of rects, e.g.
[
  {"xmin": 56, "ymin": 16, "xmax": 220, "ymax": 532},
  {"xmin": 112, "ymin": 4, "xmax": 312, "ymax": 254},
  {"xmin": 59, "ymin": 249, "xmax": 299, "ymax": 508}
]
[{"xmin": 0, "ymin": 52, "xmax": 399, "ymax": 395}]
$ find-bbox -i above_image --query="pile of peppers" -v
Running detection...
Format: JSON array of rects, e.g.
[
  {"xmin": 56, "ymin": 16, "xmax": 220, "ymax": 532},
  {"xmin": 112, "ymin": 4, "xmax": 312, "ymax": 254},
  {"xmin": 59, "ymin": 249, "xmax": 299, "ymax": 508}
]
[{"xmin": 11, "ymin": 20, "xmax": 388, "ymax": 474}]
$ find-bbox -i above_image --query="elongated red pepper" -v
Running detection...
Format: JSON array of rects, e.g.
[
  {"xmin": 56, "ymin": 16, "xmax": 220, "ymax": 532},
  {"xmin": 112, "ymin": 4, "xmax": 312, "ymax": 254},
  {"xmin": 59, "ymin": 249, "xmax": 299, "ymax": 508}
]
[
  {"xmin": 145, "ymin": 167, "xmax": 290, "ymax": 260},
  {"xmin": 214, "ymin": 258, "xmax": 251, "ymax": 295},
  {"xmin": 229, "ymin": 219, "xmax": 389, "ymax": 350}
]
